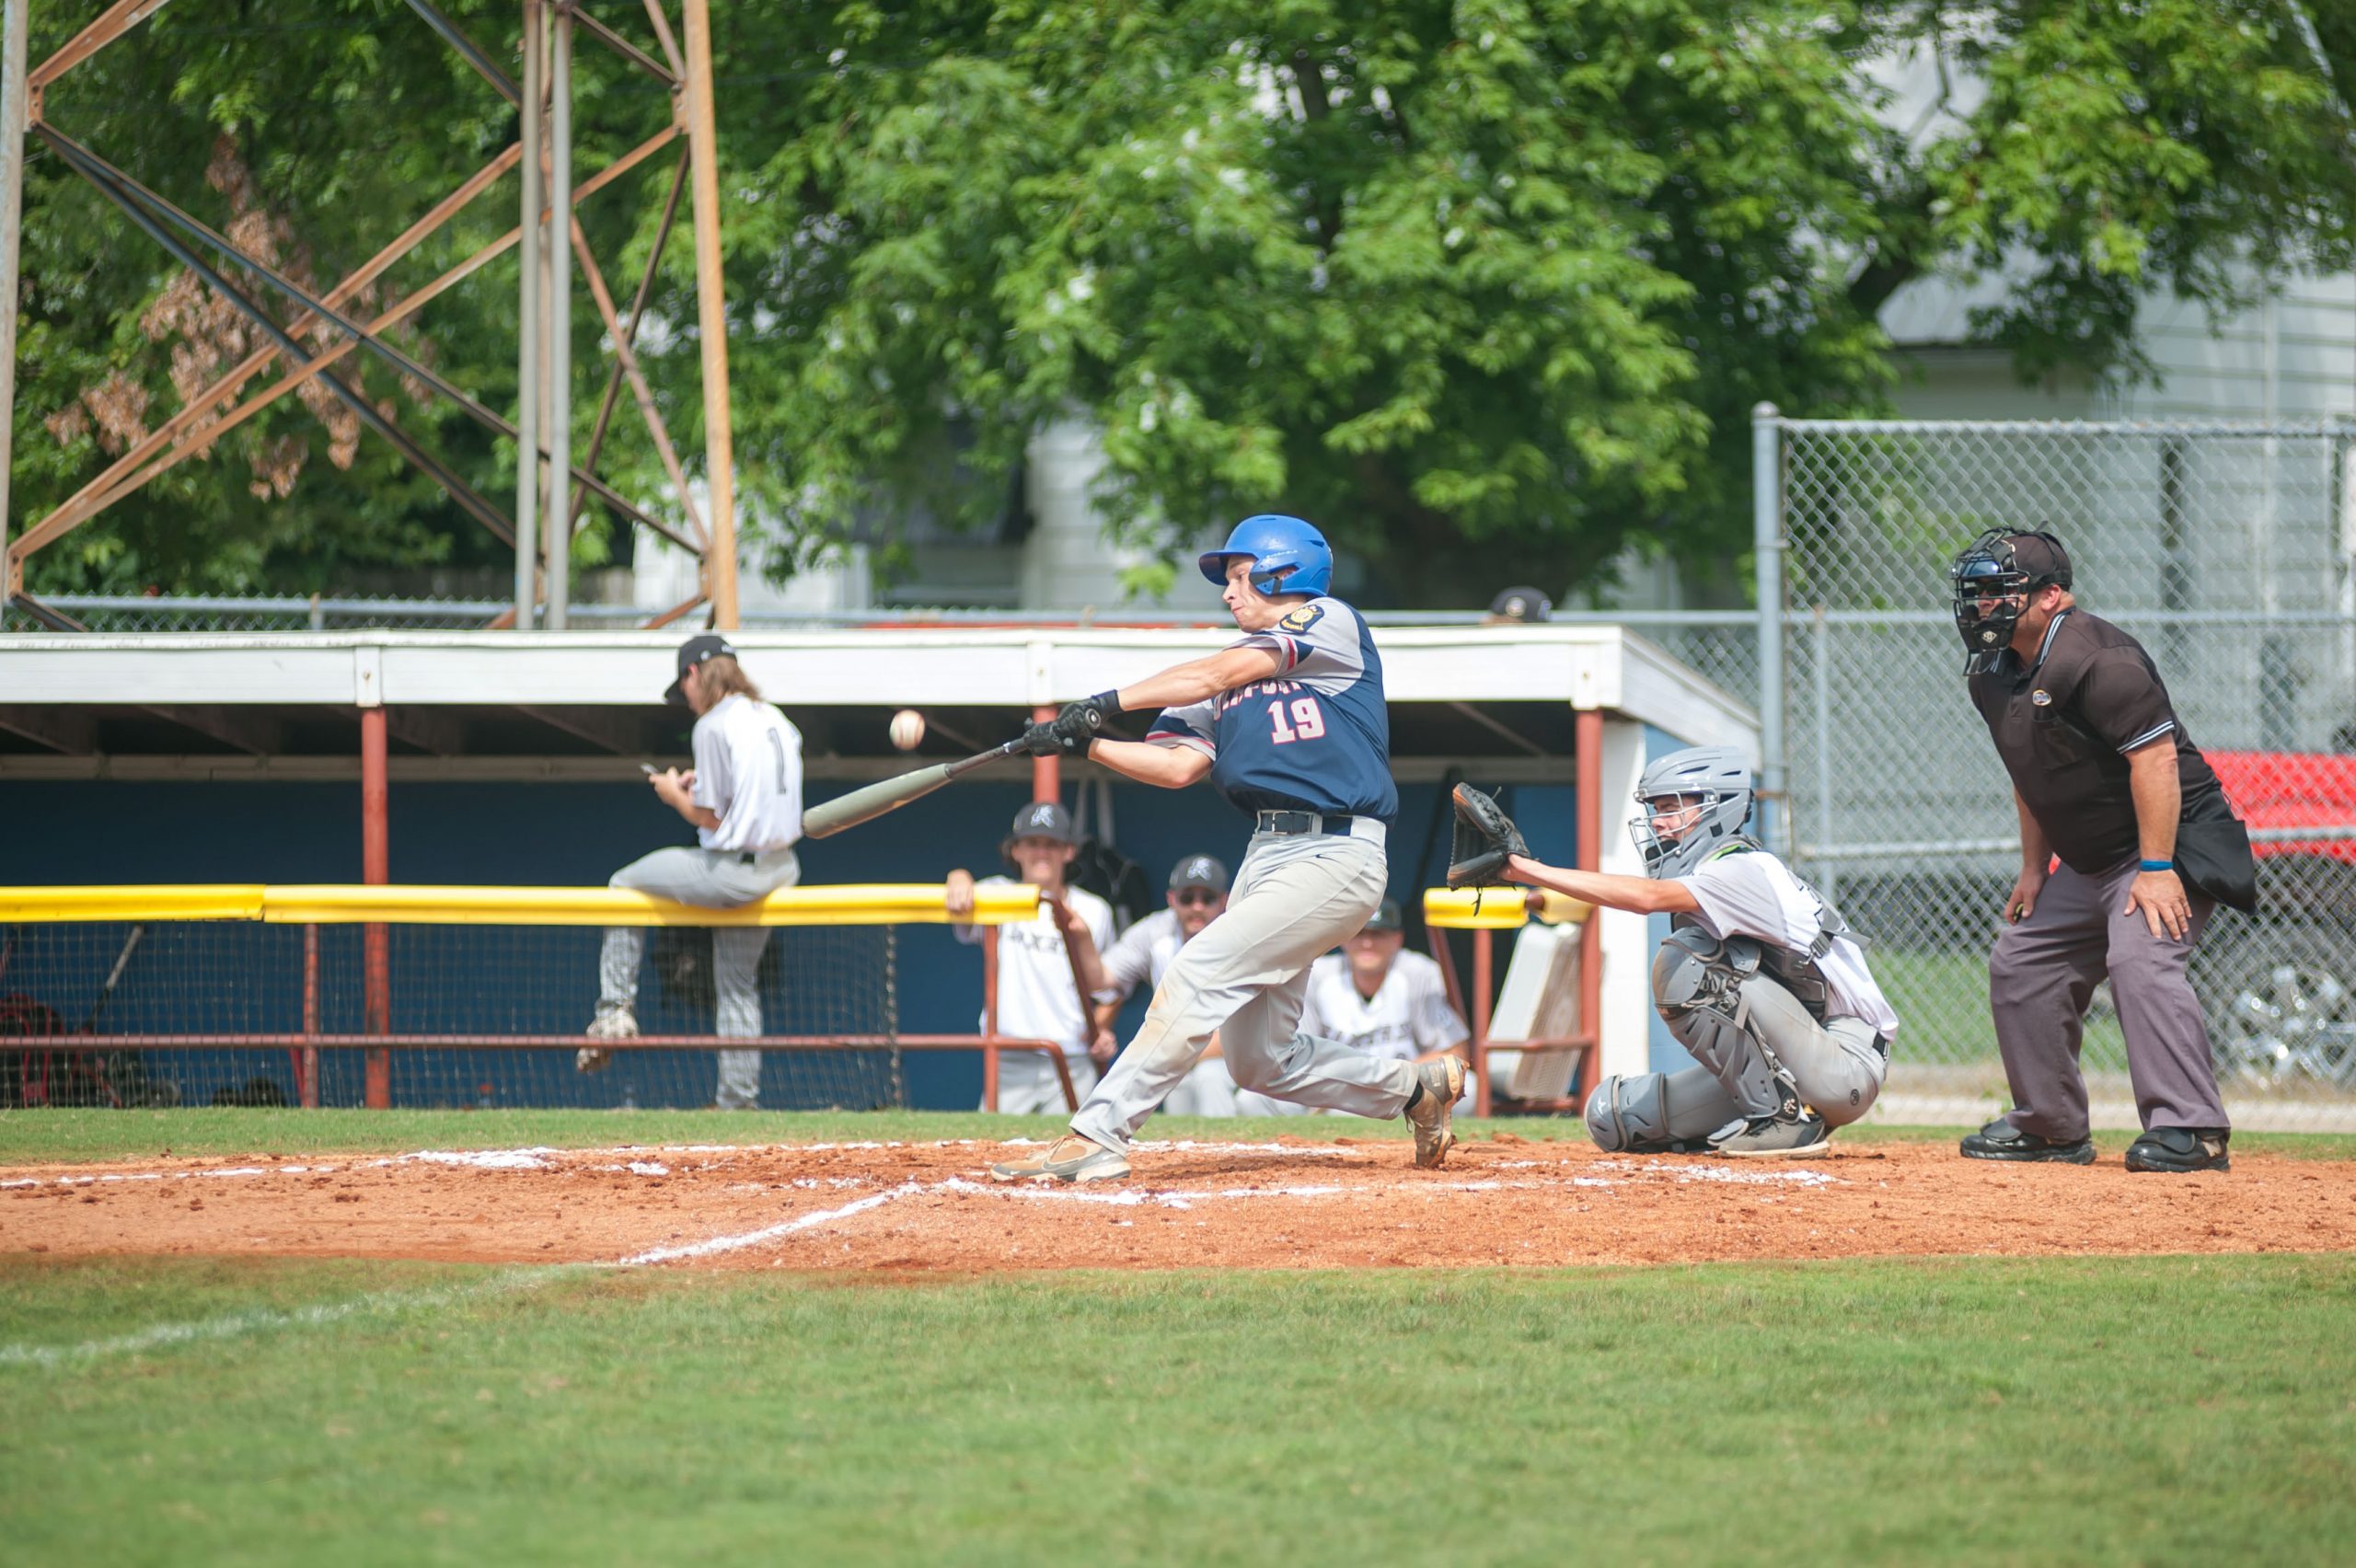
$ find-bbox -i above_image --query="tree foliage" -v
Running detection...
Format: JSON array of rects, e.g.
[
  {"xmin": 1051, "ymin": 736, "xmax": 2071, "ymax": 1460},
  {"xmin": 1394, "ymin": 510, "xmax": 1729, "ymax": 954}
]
[{"xmin": 10, "ymin": 1, "xmax": 2356, "ymax": 604}]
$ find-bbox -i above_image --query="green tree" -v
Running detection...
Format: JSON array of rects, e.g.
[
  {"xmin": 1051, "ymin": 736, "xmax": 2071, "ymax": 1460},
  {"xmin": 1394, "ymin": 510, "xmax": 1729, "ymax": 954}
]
[{"xmin": 11, "ymin": 2, "xmax": 2356, "ymax": 605}]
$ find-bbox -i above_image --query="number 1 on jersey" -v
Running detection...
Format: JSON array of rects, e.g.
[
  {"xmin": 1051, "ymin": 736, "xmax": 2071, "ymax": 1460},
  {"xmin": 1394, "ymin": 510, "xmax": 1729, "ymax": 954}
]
[{"xmin": 1266, "ymin": 697, "xmax": 1326, "ymax": 744}]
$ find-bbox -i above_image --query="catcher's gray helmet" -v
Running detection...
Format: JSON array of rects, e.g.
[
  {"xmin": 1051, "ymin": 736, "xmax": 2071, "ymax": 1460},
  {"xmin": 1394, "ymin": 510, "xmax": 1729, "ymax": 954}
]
[{"xmin": 1631, "ymin": 746, "xmax": 1754, "ymax": 879}]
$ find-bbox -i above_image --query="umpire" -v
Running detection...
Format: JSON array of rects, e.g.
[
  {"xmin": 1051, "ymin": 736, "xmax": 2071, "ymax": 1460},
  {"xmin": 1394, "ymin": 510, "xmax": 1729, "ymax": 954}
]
[{"xmin": 1949, "ymin": 530, "xmax": 2255, "ymax": 1173}]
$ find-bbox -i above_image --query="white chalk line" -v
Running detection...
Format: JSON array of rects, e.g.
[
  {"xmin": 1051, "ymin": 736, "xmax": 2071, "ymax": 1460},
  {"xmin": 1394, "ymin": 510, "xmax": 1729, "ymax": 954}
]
[
  {"xmin": 0, "ymin": 1266, "xmax": 572, "ymax": 1370},
  {"xmin": 615, "ymin": 1182, "xmax": 926, "ymax": 1266}
]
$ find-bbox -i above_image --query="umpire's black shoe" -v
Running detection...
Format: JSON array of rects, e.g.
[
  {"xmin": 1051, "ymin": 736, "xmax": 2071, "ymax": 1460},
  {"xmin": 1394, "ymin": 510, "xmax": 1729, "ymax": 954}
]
[
  {"xmin": 2124, "ymin": 1126, "xmax": 2231, "ymax": 1173},
  {"xmin": 1958, "ymin": 1117, "xmax": 2096, "ymax": 1164}
]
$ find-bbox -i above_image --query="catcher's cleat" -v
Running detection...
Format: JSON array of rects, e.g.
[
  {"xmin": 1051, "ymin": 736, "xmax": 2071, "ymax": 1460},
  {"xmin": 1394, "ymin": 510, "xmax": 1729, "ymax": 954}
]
[
  {"xmin": 988, "ymin": 1134, "xmax": 1130, "ymax": 1184},
  {"xmin": 577, "ymin": 1008, "xmax": 638, "ymax": 1074},
  {"xmin": 1709, "ymin": 1109, "xmax": 1831, "ymax": 1159},
  {"xmin": 2123, "ymin": 1126, "xmax": 2230, "ymax": 1173},
  {"xmin": 1958, "ymin": 1118, "xmax": 2095, "ymax": 1165},
  {"xmin": 1404, "ymin": 1055, "xmax": 1468, "ymax": 1168}
]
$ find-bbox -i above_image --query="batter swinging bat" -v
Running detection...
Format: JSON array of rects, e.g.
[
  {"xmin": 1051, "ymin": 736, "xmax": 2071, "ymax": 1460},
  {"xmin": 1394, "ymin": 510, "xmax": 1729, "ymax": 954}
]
[{"xmin": 801, "ymin": 738, "xmax": 1026, "ymax": 838}]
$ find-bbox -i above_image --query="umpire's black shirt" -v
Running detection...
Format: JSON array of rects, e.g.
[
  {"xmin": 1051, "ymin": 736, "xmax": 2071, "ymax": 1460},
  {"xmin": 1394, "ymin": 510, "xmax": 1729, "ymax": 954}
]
[{"xmin": 1967, "ymin": 608, "xmax": 2226, "ymax": 875}]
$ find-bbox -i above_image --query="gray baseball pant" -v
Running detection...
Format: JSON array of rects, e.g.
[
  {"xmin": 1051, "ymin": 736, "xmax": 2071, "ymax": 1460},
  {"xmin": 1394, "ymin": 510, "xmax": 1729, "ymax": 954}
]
[
  {"xmin": 1070, "ymin": 831, "xmax": 1418, "ymax": 1153},
  {"xmin": 596, "ymin": 846, "xmax": 800, "ymax": 1110},
  {"xmin": 1655, "ymin": 978, "xmax": 1889, "ymax": 1137},
  {"xmin": 1989, "ymin": 854, "xmax": 2224, "ymax": 1140}
]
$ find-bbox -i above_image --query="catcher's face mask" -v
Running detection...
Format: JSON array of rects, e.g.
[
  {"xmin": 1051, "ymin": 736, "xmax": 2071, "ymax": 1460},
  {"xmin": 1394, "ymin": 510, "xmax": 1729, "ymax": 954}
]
[
  {"xmin": 1630, "ymin": 794, "xmax": 1704, "ymax": 873},
  {"xmin": 1951, "ymin": 528, "xmax": 2066, "ymax": 674}
]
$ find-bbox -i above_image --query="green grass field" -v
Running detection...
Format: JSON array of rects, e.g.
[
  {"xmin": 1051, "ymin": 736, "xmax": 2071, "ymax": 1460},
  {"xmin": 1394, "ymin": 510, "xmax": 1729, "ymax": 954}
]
[{"xmin": 4, "ymin": 1112, "xmax": 2352, "ymax": 1565}]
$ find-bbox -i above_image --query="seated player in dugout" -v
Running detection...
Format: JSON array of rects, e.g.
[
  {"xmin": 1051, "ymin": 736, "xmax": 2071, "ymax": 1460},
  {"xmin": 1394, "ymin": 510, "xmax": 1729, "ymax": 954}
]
[
  {"xmin": 1448, "ymin": 748, "xmax": 1900, "ymax": 1158},
  {"xmin": 945, "ymin": 801, "xmax": 1115, "ymax": 1114},
  {"xmin": 1293, "ymin": 898, "xmax": 1472, "ymax": 1113},
  {"xmin": 1091, "ymin": 854, "xmax": 1240, "ymax": 1116},
  {"xmin": 988, "ymin": 513, "xmax": 1469, "ymax": 1183}
]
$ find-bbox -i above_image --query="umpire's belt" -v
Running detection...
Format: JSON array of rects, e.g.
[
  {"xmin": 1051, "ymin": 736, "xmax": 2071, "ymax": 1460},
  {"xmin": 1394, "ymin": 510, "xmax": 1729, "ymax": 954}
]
[{"xmin": 1253, "ymin": 810, "xmax": 1386, "ymax": 845}]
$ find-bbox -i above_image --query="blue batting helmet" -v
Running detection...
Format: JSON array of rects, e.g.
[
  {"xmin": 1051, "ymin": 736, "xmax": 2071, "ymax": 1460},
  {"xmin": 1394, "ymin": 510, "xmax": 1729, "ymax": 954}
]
[{"xmin": 1197, "ymin": 514, "xmax": 1334, "ymax": 597}]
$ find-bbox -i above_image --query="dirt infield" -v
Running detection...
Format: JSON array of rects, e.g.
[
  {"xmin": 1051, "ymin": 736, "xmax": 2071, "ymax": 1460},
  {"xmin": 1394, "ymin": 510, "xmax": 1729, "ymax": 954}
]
[{"xmin": 5, "ymin": 1134, "xmax": 2353, "ymax": 1271}]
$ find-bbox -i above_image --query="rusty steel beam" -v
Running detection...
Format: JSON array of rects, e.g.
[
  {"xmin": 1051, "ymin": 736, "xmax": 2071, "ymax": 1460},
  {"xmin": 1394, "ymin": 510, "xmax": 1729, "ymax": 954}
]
[
  {"xmin": 576, "ymin": 6, "xmax": 674, "ymax": 85},
  {"xmin": 569, "ymin": 218, "xmax": 705, "ymax": 544},
  {"xmin": 640, "ymin": 591, "xmax": 707, "ymax": 630},
  {"xmin": 13, "ymin": 144, "xmax": 524, "ymax": 564},
  {"xmin": 569, "ymin": 148, "xmax": 692, "ymax": 538},
  {"xmin": 39, "ymin": 124, "xmax": 519, "ymax": 547},
  {"xmin": 682, "ymin": 0, "xmax": 736, "ymax": 628},
  {"xmin": 28, "ymin": 0, "xmax": 174, "ymax": 92},
  {"xmin": 641, "ymin": 0, "xmax": 687, "ymax": 79},
  {"xmin": 40, "ymin": 126, "xmax": 688, "ymax": 553},
  {"xmin": 401, "ymin": 0, "xmax": 520, "ymax": 105}
]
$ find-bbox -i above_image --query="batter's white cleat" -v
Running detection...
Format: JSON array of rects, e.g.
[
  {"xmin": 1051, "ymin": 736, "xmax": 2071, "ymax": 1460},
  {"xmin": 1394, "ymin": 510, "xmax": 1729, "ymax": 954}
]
[
  {"xmin": 988, "ymin": 1135, "xmax": 1130, "ymax": 1183},
  {"xmin": 577, "ymin": 1008, "xmax": 638, "ymax": 1073},
  {"xmin": 1405, "ymin": 1055, "xmax": 1468, "ymax": 1169}
]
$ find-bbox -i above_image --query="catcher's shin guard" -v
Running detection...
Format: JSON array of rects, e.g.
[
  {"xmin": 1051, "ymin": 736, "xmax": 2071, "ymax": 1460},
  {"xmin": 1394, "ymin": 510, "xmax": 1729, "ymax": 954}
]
[{"xmin": 1583, "ymin": 1066, "xmax": 1729, "ymax": 1153}]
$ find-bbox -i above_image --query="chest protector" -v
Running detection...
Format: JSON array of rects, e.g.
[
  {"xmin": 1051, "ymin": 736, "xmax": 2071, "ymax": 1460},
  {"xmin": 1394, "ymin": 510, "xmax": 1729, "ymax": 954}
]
[{"xmin": 1679, "ymin": 840, "xmax": 1854, "ymax": 1025}]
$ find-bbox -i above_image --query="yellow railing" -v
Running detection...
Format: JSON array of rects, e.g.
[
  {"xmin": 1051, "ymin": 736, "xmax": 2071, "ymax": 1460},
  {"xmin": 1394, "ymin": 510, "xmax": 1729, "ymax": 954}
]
[
  {"xmin": 0, "ymin": 882, "xmax": 1041, "ymax": 928},
  {"xmin": 1421, "ymin": 887, "xmax": 1591, "ymax": 929}
]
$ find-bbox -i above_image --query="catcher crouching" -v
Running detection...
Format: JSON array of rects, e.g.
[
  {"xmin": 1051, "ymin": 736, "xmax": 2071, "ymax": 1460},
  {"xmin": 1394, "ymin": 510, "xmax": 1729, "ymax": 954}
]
[{"xmin": 1450, "ymin": 747, "xmax": 1900, "ymax": 1158}]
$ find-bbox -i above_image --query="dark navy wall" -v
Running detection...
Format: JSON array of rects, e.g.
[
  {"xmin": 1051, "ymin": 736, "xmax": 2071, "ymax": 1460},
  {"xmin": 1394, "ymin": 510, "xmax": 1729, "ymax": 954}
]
[{"xmin": 0, "ymin": 773, "xmax": 1584, "ymax": 1108}]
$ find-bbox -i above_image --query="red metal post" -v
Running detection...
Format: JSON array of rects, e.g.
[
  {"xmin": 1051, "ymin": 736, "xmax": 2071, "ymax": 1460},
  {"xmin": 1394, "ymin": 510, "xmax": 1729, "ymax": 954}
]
[
  {"xmin": 981, "ymin": 927, "xmax": 1002, "ymax": 1112},
  {"xmin": 1472, "ymin": 928, "xmax": 1494, "ymax": 1118},
  {"xmin": 299, "ymin": 923, "xmax": 320, "ymax": 1108},
  {"xmin": 361, "ymin": 706, "xmax": 391, "ymax": 1109},
  {"xmin": 1576, "ymin": 706, "xmax": 1605, "ymax": 1100},
  {"xmin": 1031, "ymin": 703, "xmax": 1059, "ymax": 802}
]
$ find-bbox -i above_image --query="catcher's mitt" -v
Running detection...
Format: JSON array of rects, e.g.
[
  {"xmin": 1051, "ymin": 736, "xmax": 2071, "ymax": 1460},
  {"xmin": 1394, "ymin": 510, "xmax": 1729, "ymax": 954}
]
[{"xmin": 1447, "ymin": 783, "xmax": 1530, "ymax": 887}]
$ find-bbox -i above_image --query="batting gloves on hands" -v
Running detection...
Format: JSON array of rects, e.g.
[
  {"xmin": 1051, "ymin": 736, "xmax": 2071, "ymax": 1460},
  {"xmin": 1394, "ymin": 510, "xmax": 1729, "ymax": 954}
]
[{"xmin": 1020, "ymin": 690, "xmax": 1123, "ymax": 758}]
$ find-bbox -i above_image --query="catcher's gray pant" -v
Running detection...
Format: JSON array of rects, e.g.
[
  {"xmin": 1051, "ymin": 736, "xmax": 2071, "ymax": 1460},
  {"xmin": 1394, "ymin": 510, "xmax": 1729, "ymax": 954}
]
[
  {"xmin": 596, "ymin": 845, "xmax": 800, "ymax": 1110},
  {"xmin": 1619, "ymin": 991, "xmax": 1888, "ymax": 1147},
  {"xmin": 1990, "ymin": 854, "xmax": 2223, "ymax": 1140},
  {"xmin": 1070, "ymin": 829, "xmax": 1418, "ymax": 1152}
]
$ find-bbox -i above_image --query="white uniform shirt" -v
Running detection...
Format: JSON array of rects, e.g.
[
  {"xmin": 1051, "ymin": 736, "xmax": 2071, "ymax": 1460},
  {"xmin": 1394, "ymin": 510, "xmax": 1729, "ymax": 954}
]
[
  {"xmin": 1680, "ymin": 851, "xmax": 1900, "ymax": 1041},
  {"xmin": 954, "ymin": 878, "xmax": 1116, "ymax": 1057},
  {"xmin": 1097, "ymin": 907, "xmax": 1187, "ymax": 1002},
  {"xmin": 690, "ymin": 693, "xmax": 803, "ymax": 852},
  {"xmin": 1299, "ymin": 951, "xmax": 1469, "ymax": 1064}
]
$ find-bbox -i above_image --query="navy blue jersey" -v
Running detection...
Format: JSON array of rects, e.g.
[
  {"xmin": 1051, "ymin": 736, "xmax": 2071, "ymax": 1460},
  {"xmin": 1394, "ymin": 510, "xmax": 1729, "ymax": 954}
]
[{"xmin": 1147, "ymin": 597, "xmax": 1397, "ymax": 825}]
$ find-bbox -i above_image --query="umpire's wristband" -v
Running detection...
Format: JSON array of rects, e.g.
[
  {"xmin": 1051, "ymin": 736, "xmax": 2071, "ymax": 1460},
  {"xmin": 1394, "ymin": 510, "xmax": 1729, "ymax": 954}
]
[{"xmin": 2139, "ymin": 859, "xmax": 2175, "ymax": 871}]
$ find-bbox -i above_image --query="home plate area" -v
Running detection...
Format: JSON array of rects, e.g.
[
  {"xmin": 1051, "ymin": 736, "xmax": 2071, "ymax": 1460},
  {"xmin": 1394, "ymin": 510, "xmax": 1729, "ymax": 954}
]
[{"xmin": 5, "ymin": 1136, "xmax": 2350, "ymax": 1271}]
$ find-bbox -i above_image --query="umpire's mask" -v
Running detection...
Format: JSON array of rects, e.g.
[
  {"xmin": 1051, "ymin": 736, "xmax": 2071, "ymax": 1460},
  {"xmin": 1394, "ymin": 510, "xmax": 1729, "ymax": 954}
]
[
  {"xmin": 1631, "ymin": 747, "xmax": 1755, "ymax": 880},
  {"xmin": 1950, "ymin": 528, "xmax": 2072, "ymax": 674}
]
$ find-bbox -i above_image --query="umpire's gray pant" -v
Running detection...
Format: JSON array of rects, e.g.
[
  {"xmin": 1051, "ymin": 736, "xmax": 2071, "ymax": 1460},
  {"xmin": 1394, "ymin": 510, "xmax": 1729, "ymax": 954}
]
[
  {"xmin": 1989, "ymin": 854, "xmax": 2225, "ymax": 1140},
  {"xmin": 1071, "ymin": 830, "xmax": 1417, "ymax": 1153},
  {"xmin": 596, "ymin": 846, "xmax": 800, "ymax": 1110}
]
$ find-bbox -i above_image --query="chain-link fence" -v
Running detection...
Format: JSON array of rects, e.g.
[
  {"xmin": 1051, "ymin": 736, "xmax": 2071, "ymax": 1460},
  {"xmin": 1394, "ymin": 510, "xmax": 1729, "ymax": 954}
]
[{"xmin": 1766, "ymin": 416, "xmax": 2356, "ymax": 1131}]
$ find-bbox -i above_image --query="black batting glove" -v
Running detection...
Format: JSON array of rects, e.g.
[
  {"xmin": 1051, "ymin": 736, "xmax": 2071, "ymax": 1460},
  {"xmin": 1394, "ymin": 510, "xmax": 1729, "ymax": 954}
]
[
  {"xmin": 1051, "ymin": 690, "xmax": 1123, "ymax": 749},
  {"xmin": 1019, "ymin": 721, "xmax": 1069, "ymax": 758}
]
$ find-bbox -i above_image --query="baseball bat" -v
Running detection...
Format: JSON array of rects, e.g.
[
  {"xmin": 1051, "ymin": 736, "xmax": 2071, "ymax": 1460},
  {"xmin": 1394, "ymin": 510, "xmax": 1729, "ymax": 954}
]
[{"xmin": 801, "ymin": 738, "xmax": 1027, "ymax": 839}]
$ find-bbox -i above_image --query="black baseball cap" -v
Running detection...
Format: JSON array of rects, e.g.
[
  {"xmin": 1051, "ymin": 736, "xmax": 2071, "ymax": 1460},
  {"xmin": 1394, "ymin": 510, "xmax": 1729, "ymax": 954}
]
[
  {"xmin": 1998, "ymin": 532, "xmax": 2073, "ymax": 591},
  {"xmin": 1359, "ymin": 898, "xmax": 1403, "ymax": 934},
  {"xmin": 1007, "ymin": 800, "xmax": 1077, "ymax": 845},
  {"xmin": 1168, "ymin": 854, "xmax": 1230, "ymax": 894},
  {"xmin": 1484, "ymin": 585, "xmax": 1553, "ymax": 624},
  {"xmin": 664, "ymin": 634, "xmax": 737, "ymax": 707}
]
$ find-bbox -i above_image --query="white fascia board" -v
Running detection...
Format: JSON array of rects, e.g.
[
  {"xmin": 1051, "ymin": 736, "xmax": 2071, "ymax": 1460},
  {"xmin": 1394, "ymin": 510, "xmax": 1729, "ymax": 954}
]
[{"xmin": 0, "ymin": 626, "xmax": 1727, "ymax": 720}]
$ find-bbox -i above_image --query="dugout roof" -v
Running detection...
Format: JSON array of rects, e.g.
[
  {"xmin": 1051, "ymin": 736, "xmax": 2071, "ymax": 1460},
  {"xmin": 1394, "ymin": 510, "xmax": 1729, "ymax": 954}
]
[{"xmin": 0, "ymin": 625, "xmax": 1755, "ymax": 779}]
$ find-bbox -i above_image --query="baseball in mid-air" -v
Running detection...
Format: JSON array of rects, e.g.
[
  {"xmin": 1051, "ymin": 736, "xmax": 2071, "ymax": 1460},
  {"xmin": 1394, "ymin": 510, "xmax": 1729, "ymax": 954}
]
[{"xmin": 888, "ymin": 709, "xmax": 926, "ymax": 751}]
